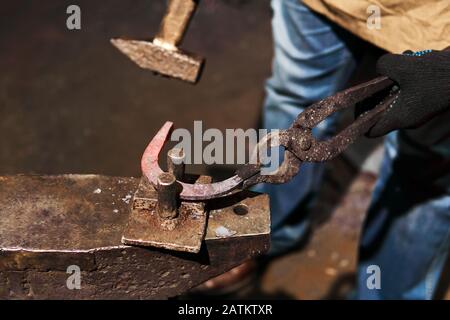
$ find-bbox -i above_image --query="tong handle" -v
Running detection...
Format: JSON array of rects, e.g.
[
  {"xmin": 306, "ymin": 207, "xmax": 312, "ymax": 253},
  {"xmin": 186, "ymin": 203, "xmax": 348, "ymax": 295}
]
[
  {"xmin": 294, "ymin": 77, "xmax": 394, "ymax": 129},
  {"xmin": 284, "ymin": 77, "xmax": 397, "ymax": 162}
]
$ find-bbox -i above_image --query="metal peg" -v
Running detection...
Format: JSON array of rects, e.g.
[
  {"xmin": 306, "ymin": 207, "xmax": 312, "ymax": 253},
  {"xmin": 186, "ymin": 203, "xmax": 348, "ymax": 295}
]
[
  {"xmin": 157, "ymin": 172, "xmax": 179, "ymax": 219},
  {"xmin": 167, "ymin": 148, "xmax": 185, "ymax": 180}
]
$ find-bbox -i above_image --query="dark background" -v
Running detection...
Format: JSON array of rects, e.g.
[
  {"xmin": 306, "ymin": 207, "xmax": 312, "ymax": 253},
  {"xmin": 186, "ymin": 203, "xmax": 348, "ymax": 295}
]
[{"xmin": 0, "ymin": 0, "xmax": 272, "ymax": 176}]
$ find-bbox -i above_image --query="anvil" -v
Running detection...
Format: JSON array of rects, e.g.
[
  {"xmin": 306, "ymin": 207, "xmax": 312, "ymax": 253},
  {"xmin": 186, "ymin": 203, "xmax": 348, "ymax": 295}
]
[{"xmin": 0, "ymin": 175, "xmax": 270, "ymax": 299}]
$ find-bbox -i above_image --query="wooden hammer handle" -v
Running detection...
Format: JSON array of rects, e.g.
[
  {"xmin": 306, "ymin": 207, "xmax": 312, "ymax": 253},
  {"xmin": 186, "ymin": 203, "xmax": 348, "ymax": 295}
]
[{"xmin": 155, "ymin": 0, "xmax": 199, "ymax": 48}]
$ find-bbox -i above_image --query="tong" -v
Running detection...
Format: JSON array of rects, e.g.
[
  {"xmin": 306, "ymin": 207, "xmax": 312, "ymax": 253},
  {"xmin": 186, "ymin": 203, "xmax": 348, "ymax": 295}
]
[{"xmin": 142, "ymin": 76, "xmax": 397, "ymax": 201}]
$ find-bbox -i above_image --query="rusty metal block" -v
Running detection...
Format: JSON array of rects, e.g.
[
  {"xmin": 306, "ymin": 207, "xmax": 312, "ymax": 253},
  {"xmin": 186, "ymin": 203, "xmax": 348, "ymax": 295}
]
[
  {"xmin": 123, "ymin": 175, "xmax": 211, "ymax": 253},
  {"xmin": 111, "ymin": 39, "xmax": 204, "ymax": 83}
]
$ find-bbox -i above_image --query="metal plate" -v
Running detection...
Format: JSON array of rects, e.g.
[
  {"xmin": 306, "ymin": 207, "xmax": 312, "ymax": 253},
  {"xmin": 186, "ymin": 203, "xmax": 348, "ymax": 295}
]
[{"xmin": 122, "ymin": 175, "xmax": 211, "ymax": 253}]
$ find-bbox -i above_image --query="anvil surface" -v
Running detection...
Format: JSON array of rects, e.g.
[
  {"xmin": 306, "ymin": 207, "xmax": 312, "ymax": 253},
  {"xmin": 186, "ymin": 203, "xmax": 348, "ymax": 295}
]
[{"xmin": 0, "ymin": 175, "xmax": 270, "ymax": 299}]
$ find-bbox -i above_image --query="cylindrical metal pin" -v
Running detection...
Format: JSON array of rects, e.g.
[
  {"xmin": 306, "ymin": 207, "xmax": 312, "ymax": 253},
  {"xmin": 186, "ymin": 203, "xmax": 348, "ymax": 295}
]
[
  {"xmin": 167, "ymin": 148, "xmax": 185, "ymax": 180},
  {"xmin": 157, "ymin": 172, "xmax": 178, "ymax": 219}
]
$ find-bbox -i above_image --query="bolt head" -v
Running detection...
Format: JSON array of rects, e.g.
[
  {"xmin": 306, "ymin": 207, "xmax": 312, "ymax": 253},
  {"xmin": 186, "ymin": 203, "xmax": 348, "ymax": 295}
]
[{"xmin": 299, "ymin": 136, "xmax": 312, "ymax": 151}]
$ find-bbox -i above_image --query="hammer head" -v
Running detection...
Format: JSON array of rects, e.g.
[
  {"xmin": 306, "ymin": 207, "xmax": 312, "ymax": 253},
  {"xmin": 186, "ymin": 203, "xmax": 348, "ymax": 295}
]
[{"xmin": 111, "ymin": 38, "xmax": 204, "ymax": 83}]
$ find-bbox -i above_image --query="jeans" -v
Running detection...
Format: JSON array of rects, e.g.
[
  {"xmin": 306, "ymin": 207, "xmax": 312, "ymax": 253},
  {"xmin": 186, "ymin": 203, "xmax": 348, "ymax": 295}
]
[
  {"xmin": 261, "ymin": 0, "xmax": 450, "ymax": 299},
  {"xmin": 357, "ymin": 118, "xmax": 450, "ymax": 299},
  {"xmin": 256, "ymin": 0, "xmax": 359, "ymax": 255}
]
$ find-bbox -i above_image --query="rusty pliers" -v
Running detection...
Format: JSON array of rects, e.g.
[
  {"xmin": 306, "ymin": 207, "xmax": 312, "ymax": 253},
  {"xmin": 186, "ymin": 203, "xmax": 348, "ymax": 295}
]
[{"xmin": 142, "ymin": 76, "xmax": 398, "ymax": 201}]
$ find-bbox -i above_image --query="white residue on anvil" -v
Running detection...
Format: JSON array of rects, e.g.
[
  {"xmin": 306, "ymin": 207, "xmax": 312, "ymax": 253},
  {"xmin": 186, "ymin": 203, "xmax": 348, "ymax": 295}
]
[
  {"xmin": 215, "ymin": 226, "xmax": 237, "ymax": 238},
  {"xmin": 122, "ymin": 194, "xmax": 132, "ymax": 204}
]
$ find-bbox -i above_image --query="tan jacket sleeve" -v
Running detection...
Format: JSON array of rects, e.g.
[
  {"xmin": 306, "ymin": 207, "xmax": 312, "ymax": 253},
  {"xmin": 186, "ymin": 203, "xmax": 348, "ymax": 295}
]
[{"xmin": 302, "ymin": 0, "xmax": 450, "ymax": 53}]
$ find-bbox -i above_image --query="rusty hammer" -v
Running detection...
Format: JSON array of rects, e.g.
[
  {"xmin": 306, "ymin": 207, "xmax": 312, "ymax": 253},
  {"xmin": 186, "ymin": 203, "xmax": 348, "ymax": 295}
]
[{"xmin": 111, "ymin": 0, "xmax": 204, "ymax": 83}]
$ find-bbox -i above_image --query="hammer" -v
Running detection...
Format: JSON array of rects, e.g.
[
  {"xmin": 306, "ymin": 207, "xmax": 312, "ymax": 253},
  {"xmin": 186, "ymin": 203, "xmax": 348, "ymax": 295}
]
[{"xmin": 111, "ymin": 0, "xmax": 204, "ymax": 83}]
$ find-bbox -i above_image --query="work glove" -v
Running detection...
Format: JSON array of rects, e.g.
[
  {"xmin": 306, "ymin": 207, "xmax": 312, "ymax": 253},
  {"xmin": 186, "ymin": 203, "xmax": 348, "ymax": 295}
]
[{"xmin": 367, "ymin": 49, "xmax": 450, "ymax": 138}]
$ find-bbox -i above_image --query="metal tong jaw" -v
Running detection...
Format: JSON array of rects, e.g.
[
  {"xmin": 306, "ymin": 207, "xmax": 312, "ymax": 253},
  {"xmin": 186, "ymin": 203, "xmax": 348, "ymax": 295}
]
[
  {"xmin": 141, "ymin": 76, "xmax": 397, "ymax": 201},
  {"xmin": 283, "ymin": 76, "xmax": 396, "ymax": 162}
]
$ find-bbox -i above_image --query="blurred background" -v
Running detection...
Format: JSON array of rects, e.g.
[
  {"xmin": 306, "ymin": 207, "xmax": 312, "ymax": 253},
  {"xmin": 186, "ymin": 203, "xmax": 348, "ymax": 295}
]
[{"xmin": 1, "ymin": 0, "xmax": 449, "ymax": 299}]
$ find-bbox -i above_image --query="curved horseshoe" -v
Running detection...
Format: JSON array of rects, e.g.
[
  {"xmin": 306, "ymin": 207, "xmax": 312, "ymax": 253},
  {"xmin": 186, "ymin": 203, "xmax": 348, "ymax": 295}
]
[{"xmin": 141, "ymin": 122, "xmax": 244, "ymax": 201}]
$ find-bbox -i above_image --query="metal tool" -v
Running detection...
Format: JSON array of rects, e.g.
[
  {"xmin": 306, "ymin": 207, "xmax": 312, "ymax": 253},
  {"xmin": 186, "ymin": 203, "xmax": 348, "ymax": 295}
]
[
  {"xmin": 111, "ymin": 0, "xmax": 204, "ymax": 83},
  {"xmin": 141, "ymin": 76, "xmax": 397, "ymax": 201},
  {"xmin": 0, "ymin": 175, "xmax": 270, "ymax": 299}
]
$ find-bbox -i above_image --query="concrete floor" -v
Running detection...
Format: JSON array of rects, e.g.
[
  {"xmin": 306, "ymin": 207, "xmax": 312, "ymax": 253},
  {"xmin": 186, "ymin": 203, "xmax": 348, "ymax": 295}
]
[
  {"xmin": 262, "ymin": 168, "xmax": 374, "ymax": 299},
  {"xmin": 1, "ymin": 0, "xmax": 449, "ymax": 299}
]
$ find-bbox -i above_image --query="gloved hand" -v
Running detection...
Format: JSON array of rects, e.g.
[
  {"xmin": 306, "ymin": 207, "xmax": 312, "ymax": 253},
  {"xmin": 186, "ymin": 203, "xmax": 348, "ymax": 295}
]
[{"xmin": 367, "ymin": 49, "xmax": 450, "ymax": 138}]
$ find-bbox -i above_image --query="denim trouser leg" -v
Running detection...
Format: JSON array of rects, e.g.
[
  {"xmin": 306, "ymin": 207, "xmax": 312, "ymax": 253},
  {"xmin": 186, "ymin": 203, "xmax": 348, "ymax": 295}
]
[
  {"xmin": 256, "ymin": 0, "xmax": 358, "ymax": 256},
  {"xmin": 357, "ymin": 114, "xmax": 450, "ymax": 299}
]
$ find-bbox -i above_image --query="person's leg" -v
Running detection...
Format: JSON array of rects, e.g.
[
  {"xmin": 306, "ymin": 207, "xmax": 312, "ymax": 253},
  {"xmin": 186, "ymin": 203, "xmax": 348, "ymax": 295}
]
[
  {"xmin": 257, "ymin": 0, "xmax": 361, "ymax": 256},
  {"xmin": 357, "ymin": 113, "xmax": 450, "ymax": 300}
]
